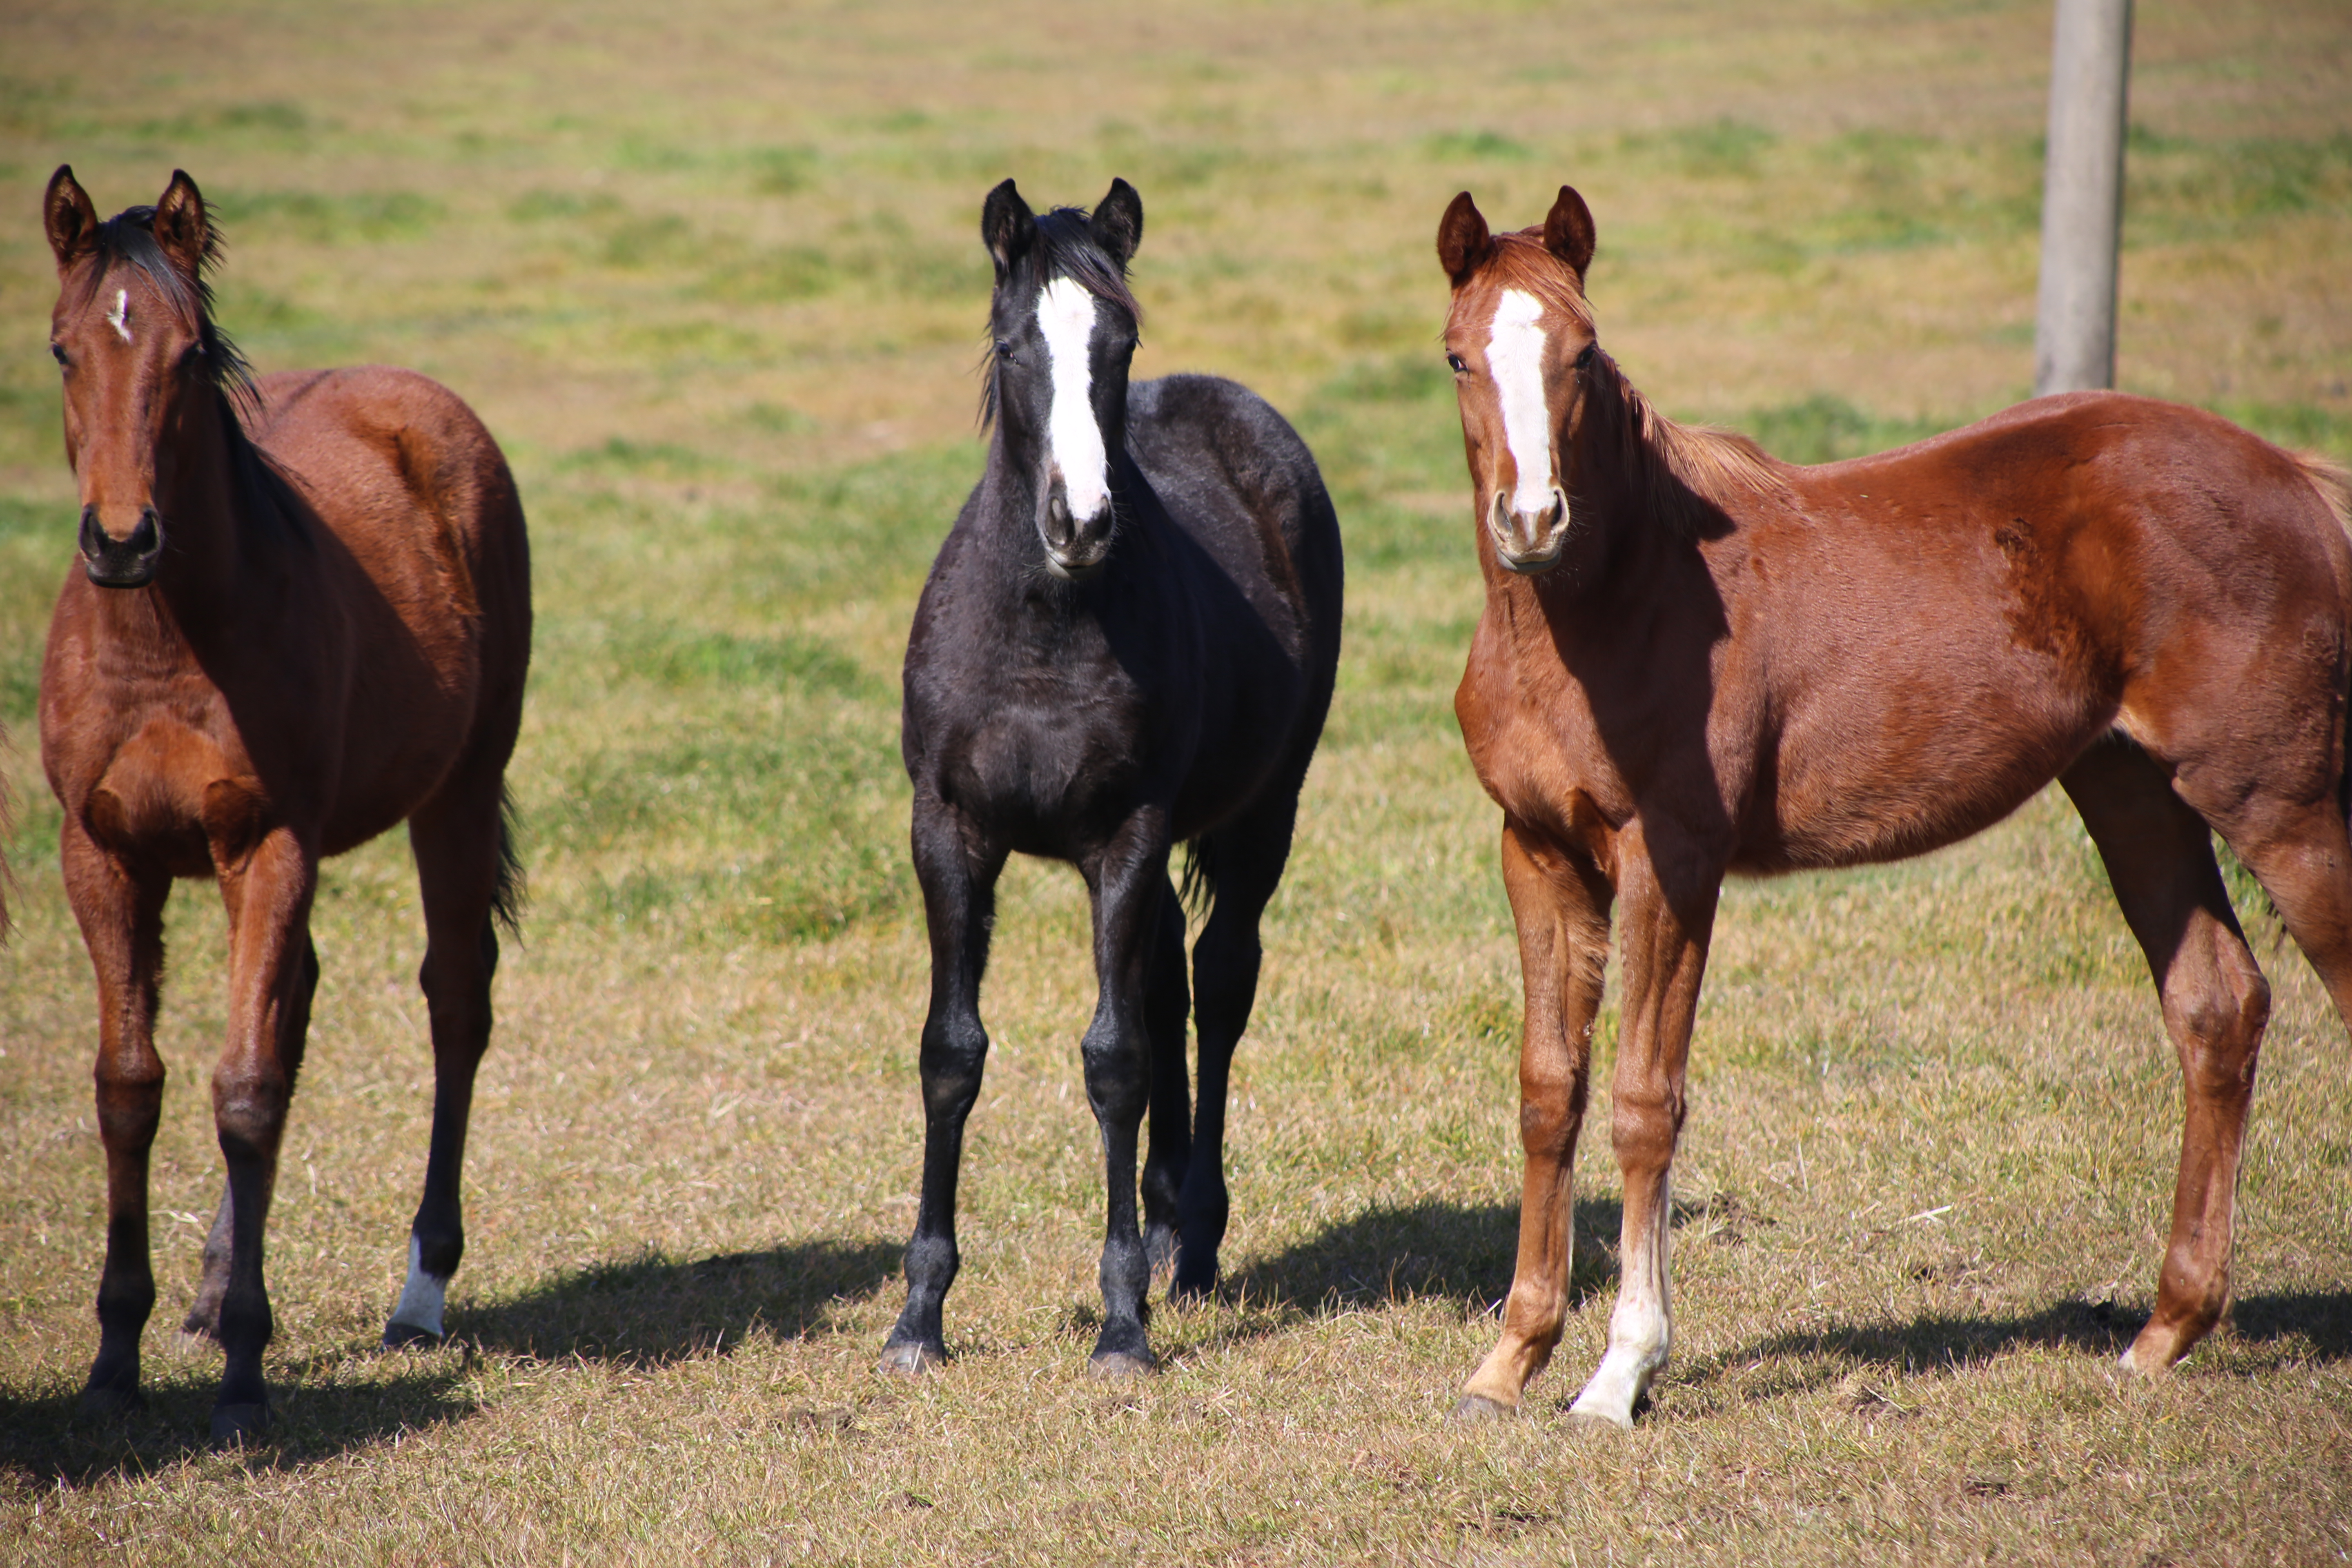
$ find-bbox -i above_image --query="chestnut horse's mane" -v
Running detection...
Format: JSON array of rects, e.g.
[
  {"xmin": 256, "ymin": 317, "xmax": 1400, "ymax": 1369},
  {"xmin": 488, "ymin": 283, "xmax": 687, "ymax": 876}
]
[{"xmin": 1479, "ymin": 232, "xmax": 1793, "ymax": 537}]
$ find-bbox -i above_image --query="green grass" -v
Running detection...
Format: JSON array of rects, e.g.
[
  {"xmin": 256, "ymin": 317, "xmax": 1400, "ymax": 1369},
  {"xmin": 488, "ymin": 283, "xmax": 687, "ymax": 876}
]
[{"xmin": 2, "ymin": 0, "xmax": 2350, "ymax": 1563}]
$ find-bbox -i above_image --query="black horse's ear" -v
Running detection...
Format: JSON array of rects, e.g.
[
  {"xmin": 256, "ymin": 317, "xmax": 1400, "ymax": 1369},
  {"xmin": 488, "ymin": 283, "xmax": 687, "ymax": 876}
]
[
  {"xmin": 1090, "ymin": 178, "xmax": 1143, "ymax": 270},
  {"xmin": 153, "ymin": 169, "xmax": 212, "ymax": 282},
  {"xmin": 1436, "ymin": 192, "xmax": 1491, "ymax": 287},
  {"xmin": 982, "ymin": 178, "xmax": 1036, "ymax": 282},
  {"xmin": 45, "ymin": 165, "xmax": 100, "ymax": 273},
  {"xmin": 1542, "ymin": 185, "xmax": 1596, "ymax": 285}
]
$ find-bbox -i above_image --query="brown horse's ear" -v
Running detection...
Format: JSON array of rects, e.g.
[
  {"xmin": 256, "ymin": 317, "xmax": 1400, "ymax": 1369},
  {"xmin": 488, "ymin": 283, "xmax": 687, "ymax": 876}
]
[
  {"xmin": 45, "ymin": 165, "xmax": 101, "ymax": 274},
  {"xmin": 1090, "ymin": 178, "xmax": 1143, "ymax": 270},
  {"xmin": 1437, "ymin": 192, "xmax": 1491, "ymax": 287},
  {"xmin": 982, "ymin": 178, "xmax": 1036, "ymax": 283},
  {"xmin": 1542, "ymin": 185, "xmax": 1596, "ymax": 285},
  {"xmin": 153, "ymin": 169, "xmax": 211, "ymax": 283}
]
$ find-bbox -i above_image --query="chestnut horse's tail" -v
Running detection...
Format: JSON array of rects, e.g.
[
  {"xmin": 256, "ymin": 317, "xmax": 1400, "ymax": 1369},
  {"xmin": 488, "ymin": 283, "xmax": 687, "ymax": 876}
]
[{"xmin": 490, "ymin": 781, "xmax": 526, "ymax": 940}]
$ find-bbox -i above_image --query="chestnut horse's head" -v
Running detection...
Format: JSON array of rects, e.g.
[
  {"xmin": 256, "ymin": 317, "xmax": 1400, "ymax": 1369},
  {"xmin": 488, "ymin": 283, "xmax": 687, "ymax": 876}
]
[
  {"xmin": 43, "ymin": 166, "xmax": 251, "ymax": 589},
  {"xmin": 1437, "ymin": 186, "xmax": 1599, "ymax": 575},
  {"xmin": 979, "ymin": 177, "xmax": 1144, "ymax": 582}
]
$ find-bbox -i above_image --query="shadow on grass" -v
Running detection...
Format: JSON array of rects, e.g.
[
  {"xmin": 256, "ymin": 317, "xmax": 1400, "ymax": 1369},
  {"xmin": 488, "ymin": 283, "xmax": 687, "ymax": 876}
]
[
  {"xmin": 1221, "ymin": 1197, "xmax": 1622, "ymax": 1322},
  {"xmin": 0, "ymin": 1236, "xmax": 901, "ymax": 1486}
]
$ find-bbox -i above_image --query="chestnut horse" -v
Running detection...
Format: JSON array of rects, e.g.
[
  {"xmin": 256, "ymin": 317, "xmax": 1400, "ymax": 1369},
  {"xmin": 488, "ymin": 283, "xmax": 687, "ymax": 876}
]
[
  {"xmin": 1435, "ymin": 186, "xmax": 2352, "ymax": 1428},
  {"xmin": 41, "ymin": 167, "xmax": 530, "ymax": 1441}
]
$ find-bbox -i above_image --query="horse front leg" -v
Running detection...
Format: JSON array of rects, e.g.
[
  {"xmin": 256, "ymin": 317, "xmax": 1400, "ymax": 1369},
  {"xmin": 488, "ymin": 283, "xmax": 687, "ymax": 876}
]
[
  {"xmin": 205, "ymin": 826, "xmax": 319, "ymax": 1442},
  {"xmin": 1456, "ymin": 820, "xmax": 1613, "ymax": 1419},
  {"xmin": 62, "ymin": 824, "xmax": 172, "ymax": 1418},
  {"xmin": 1568, "ymin": 822, "xmax": 1718, "ymax": 1430},
  {"xmin": 1079, "ymin": 811, "xmax": 1174, "ymax": 1375},
  {"xmin": 882, "ymin": 795, "xmax": 1006, "ymax": 1374}
]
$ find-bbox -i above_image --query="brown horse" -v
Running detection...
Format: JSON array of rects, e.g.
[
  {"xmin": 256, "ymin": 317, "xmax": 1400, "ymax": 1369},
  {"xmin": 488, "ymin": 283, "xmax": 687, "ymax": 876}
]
[
  {"xmin": 40, "ymin": 167, "xmax": 531, "ymax": 1441},
  {"xmin": 1434, "ymin": 186, "xmax": 2352, "ymax": 1428}
]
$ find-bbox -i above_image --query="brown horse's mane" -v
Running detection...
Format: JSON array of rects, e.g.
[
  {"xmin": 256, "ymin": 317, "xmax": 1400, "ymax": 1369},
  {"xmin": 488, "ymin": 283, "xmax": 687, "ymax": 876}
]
[
  {"xmin": 1477, "ymin": 232, "xmax": 1791, "ymax": 537},
  {"xmin": 69, "ymin": 205, "xmax": 306, "ymax": 545}
]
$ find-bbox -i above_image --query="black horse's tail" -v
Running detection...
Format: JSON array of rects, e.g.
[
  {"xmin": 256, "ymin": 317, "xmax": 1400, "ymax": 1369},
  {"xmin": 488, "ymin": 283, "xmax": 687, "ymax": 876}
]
[{"xmin": 490, "ymin": 781, "xmax": 528, "ymax": 940}]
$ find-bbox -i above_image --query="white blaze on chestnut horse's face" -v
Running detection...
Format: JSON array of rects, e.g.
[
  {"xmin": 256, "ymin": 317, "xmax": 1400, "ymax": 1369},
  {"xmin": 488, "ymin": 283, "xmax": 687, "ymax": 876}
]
[
  {"xmin": 1488, "ymin": 287, "xmax": 1559, "ymax": 518},
  {"xmin": 1038, "ymin": 274, "xmax": 1110, "ymax": 525}
]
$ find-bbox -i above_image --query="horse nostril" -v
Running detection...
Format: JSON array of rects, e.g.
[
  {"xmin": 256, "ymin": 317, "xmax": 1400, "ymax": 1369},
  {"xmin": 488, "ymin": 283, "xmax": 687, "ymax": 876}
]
[
  {"xmin": 79, "ymin": 504, "xmax": 103, "ymax": 557},
  {"xmin": 130, "ymin": 508, "xmax": 161, "ymax": 553}
]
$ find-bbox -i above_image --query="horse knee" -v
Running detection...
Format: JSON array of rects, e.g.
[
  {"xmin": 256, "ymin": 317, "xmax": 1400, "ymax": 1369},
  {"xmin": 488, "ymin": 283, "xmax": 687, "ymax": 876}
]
[
  {"xmin": 2165, "ymin": 962, "xmax": 2269, "ymax": 1097},
  {"xmin": 1610, "ymin": 1086, "xmax": 1684, "ymax": 1172},
  {"xmin": 918, "ymin": 1017, "xmax": 989, "ymax": 1119},
  {"xmin": 211, "ymin": 1065, "xmax": 290, "ymax": 1156}
]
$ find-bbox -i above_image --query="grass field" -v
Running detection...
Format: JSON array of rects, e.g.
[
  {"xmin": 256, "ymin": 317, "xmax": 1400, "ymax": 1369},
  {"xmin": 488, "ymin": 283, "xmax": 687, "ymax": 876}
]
[{"xmin": 2, "ymin": 0, "xmax": 2350, "ymax": 1562}]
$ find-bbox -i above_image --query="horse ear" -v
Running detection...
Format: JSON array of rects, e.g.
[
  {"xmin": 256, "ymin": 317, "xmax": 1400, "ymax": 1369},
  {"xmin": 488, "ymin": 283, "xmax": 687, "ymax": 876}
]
[
  {"xmin": 981, "ymin": 178, "xmax": 1036, "ymax": 283},
  {"xmin": 44, "ymin": 165, "xmax": 100, "ymax": 273},
  {"xmin": 1542, "ymin": 185, "xmax": 1596, "ymax": 285},
  {"xmin": 1436, "ymin": 192, "xmax": 1491, "ymax": 287},
  {"xmin": 153, "ymin": 169, "xmax": 211, "ymax": 282},
  {"xmin": 1090, "ymin": 178, "xmax": 1143, "ymax": 270}
]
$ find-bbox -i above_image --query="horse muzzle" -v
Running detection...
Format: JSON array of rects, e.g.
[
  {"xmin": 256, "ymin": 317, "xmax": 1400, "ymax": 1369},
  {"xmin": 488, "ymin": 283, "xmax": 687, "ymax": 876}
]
[
  {"xmin": 1039, "ymin": 484, "xmax": 1112, "ymax": 582},
  {"xmin": 1489, "ymin": 488, "xmax": 1570, "ymax": 575},
  {"xmin": 80, "ymin": 504, "xmax": 166, "ymax": 589}
]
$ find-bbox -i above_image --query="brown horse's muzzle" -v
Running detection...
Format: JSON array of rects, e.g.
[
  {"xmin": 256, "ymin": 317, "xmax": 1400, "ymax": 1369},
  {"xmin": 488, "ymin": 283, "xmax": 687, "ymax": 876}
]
[
  {"xmin": 80, "ymin": 503, "xmax": 166, "ymax": 588},
  {"xmin": 1488, "ymin": 487, "xmax": 1570, "ymax": 575}
]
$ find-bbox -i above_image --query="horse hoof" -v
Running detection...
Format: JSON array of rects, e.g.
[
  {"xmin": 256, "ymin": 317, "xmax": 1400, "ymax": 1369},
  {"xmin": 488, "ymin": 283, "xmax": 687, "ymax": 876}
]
[
  {"xmin": 1088, "ymin": 1349, "xmax": 1156, "ymax": 1380},
  {"xmin": 1449, "ymin": 1393, "xmax": 1517, "ymax": 1423},
  {"xmin": 181, "ymin": 1307, "xmax": 221, "ymax": 1340},
  {"xmin": 1566, "ymin": 1405, "xmax": 1635, "ymax": 1433},
  {"xmin": 209, "ymin": 1402, "xmax": 270, "ymax": 1445},
  {"xmin": 78, "ymin": 1383, "xmax": 143, "ymax": 1421},
  {"xmin": 879, "ymin": 1340, "xmax": 943, "ymax": 1377},
  {"xmin": 382, "ymin": 1319, "xmax": 443, "ymax": 1351}
]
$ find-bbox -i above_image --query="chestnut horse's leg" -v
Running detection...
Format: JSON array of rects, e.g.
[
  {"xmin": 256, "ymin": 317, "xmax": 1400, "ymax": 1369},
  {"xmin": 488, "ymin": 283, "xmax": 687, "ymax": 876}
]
[
  {"xmin": 64, "ymin": 825, "xmax": 172, "ymax": 1418},
  {"xmin": 1457, "ymin": 820, "xmax": 1613, "ymax": 1420},
  {"xmin": 1077, "ymin": 810, "xmax": 1177, "ymax": 1374},
  {"xmin": 207, "ymin": 826, "xmax": 320, "ymax": 1441},
  {"xmin": 1172, "ymin": 791, "xmax": 1305, "ymax": 1299},
  {"xmin": 2062, "ymin": 741, "xmax": 2274, "ymax": 1373},
  {"xmin": 185, "ymin": 935, "xmax": 316, "ymax": 1340},
  {"xmin": 882, "ymin": 795, "xmax": 1007, "ymax": 1374},
  {"xmin": 1568, "ymin": 821, "xmax": 1719, "ymax": 1430},
  {"xmin": 385, "ymin": 778, "xmax": 510, "ymax": 1348},
  {"xmin": 1140, "ymin": 874, "xmax": 1191, "ymax": 1277}
]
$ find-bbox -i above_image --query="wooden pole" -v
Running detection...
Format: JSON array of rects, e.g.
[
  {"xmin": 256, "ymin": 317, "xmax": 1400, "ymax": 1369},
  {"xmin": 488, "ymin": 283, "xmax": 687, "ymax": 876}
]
[{"xmin": 2033, "ymin": 0, "xmax": 2134, "ymax": 396}]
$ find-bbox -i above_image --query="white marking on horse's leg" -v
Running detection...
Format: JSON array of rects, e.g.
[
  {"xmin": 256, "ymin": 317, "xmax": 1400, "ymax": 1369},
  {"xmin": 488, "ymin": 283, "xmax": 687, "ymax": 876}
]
[
  {"xmin": 388, "ymin": 1236, "xmax": 448, "ymax": 1339},
  {"xmin": 106, "ymin": 288, "xmax": 132, "ymax": 344},
  {"xmin": 1570, "ymin": 1172, "xmax": 1672, "ymax": 1428},
  {"xmin": 1487, "ymin": 288, "xmax": 1559, "ymax": 518},
  {"xmin": 1037, "ymin": 276, "xmax": 1109, "ymax": 524}
]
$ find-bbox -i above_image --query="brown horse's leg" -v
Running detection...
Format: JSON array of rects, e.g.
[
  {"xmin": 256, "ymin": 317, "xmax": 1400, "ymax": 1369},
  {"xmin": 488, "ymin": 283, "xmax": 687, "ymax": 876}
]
[
  {"xmin": 207, "ymin": 827, "xmax": 319, "ymax": 1441},
  {"xmin": 387, "ymin": 777, "xmax": 509, "ymax": 1348},
  {"xmin": 65, "ymin": 826, "xmax": 172, "ymax": 1418},
  {"xmin": 185, "ymin": 934, "xmax": 316, "ymax": 1340},
  {"xmin": 883, "ymin": 794, "xmax": 1008, "ymax": 1374},
  {"xmin": 1456, "ymin": 820, "xmax": 1613, "ymax": 1419},
  {"xmin": 1568, "ymin": 822, "xmax": 1717, "ymax": 1430},
  {"xmin": 2062, "ymin": 742, "xmax": 2271, "ymax": 1374}
]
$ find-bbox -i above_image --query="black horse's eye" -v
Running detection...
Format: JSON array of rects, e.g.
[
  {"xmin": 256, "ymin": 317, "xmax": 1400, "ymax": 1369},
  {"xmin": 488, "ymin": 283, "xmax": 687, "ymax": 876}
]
[
  {"xmin": 1446, "ymin": 353, "xmax": 1468, "ymax": 374},
  {"xmin": 1575, "ymin": 343, "xmax": 1597, "ymax": 371},
  {"xmin": 993, "ymin": 339, "xmax": 1015, "ymax": 360}
]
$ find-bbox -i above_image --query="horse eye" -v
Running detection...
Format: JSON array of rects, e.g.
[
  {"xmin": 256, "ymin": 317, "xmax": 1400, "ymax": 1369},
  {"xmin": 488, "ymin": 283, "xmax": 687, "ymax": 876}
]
[
  {"xmin": 1575, "ymin": 344, "xmax": 1597, "ymax": 370},
  {"xmin": 51, "ymin": 343, "xmax": 67, "ymax": 366},
  {"xmin": 1446, "ymin": 353, "xmax": 1468, "ymax": 374},
  {"xmin": 993, "ymin": 339, "xmax": 1015, "ymax": 360}
]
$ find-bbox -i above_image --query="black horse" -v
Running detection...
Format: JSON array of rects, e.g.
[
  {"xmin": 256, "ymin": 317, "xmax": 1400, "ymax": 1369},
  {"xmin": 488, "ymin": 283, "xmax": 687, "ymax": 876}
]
[{"xmin": 886, "ymin": 178, "xmax": 1344, "ymax": 1376}]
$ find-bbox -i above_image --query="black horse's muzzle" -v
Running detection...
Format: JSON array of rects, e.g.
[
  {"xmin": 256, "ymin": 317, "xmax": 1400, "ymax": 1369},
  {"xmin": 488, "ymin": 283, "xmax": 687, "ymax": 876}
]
[
  {"xmin": 80, "ymin": 504, "xmax": 166, "ymax": 588},
  {"xmin": 1039, "ymin": 482, "xmax": 1113, "ymax": 581}
]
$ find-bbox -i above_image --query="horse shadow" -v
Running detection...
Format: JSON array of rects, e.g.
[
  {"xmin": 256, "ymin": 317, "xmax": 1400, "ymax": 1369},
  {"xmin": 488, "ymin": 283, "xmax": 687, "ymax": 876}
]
[{"xmin": 0, "ymin": 1235, "xmax": 900, "ymax": 1485}]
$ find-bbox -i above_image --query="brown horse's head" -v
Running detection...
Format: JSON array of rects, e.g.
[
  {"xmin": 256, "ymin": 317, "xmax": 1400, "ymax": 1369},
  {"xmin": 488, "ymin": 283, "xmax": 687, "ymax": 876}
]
[
  {"xmin": 44, "ymin": 166, "xmax": 248, "ymax": 589},
  {"xmin": 1437, "ymin": 186, "xmax": 1599, "ymax": 575}
]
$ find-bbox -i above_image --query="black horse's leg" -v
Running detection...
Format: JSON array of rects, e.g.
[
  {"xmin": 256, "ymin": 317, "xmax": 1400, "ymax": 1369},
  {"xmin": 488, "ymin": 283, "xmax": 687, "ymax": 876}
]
[
  {"xmin": 883, "ymin": 795, "xmax": 1007, "ymax": 1374},
  {"xmin": 1140, "ymin": 874, "xmax": 1192, "ymax": 1275},
  {"xmin": 1080, "ymin": 813, "xmax": 1174, "ymax": 1374},
  {"xmin": 1173, "ymin": 792, "xmax": 1300, "ymax": 1299}
]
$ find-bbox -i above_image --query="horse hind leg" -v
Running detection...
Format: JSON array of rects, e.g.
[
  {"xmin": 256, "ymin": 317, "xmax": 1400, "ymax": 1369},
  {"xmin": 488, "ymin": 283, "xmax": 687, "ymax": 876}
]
[
  {"xmin": 2062, "ymin": 743, "xmax": 2271, "ymax": 1372},
  {"xmin": 1140, "ymin": 873, "xmax": 1192, "ymax": 1276},
  {"xmin": 384, "ymin": 774, "xmax": 516, "ymax": 1348}
]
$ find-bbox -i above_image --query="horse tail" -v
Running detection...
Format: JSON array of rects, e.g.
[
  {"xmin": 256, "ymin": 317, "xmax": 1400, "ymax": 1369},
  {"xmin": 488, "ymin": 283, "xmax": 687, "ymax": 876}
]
[
  {"xmin": 490, "ymin": 780, "xmax": 527, "ymax": 940},
  {"xmin": 1178, "ymin": 833, "xmax": 1219, "ymax": 920},
  {"xmin": 2295, "ymin": 448, "xmax": 2352, "ymax": 540}
]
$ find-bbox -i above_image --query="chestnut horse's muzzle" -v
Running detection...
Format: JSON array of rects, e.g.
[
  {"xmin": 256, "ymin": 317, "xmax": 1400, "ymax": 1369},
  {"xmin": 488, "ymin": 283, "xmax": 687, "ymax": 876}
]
[
  {"xmin": 1488, "ymin": 487, "xmax": 1569, "ymax": 575},
  {"xmin": 80, "ymin": 503, "xmax": 167, "ymax": 588}
]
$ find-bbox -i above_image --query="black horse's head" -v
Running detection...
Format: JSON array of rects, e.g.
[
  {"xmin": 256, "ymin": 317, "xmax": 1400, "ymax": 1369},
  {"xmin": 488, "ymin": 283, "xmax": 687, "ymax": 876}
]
[{"xmin": 979, "ymin": 178, "xmax": 1143, "ymax": 582}]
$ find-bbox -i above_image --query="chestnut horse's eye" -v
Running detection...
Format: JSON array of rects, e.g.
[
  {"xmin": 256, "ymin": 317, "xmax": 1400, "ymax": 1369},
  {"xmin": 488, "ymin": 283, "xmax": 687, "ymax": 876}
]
[
  {"xmin": 1446, "ymin": 353, "xmax": 1468, "ymax": 374},
  {"xmin": 51, "ymin": 343, "xmax": 67, "ymax": 366},
  {"xmin": 1575, "ymin": 344, "xmax": 1597, "ymax": 371}
]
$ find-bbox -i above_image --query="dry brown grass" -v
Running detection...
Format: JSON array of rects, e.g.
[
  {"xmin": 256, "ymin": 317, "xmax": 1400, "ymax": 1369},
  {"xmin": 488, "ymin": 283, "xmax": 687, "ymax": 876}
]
[{"xmin": 2, "ymin": 1, "xmax": 2349, "ymax": 1563}]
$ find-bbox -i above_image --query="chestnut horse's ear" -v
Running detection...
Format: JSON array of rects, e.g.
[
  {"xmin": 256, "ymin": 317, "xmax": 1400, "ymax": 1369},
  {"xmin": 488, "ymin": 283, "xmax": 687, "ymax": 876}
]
[
  {"xmin": 152, "ymin": 169, "xmax": 211, "ymax": 283},
  {"xmin": 1436, "ymin": 192, "xmax": 1491, "ymax": 287},
  {"xmin": 1090, "ymin": 177, "xmax": 1143, "ymax": 270},
  {"xmin": 1542, "ymin": 185, "xmax": 1597, "ymax": 285},
  {"xmin": 44, "ymin": 165, "xmax": 100, "ymax": 273},
  {"xmin": 982, "ymin": 178, "xmax": 1036, "ymax": 283}
]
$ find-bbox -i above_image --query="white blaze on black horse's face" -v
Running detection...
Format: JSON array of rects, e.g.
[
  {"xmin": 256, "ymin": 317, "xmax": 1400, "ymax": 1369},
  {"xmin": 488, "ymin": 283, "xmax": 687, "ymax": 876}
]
[{"xmin": 1038, "ymin": 275, "xmax": 1112, "ymax": 567}]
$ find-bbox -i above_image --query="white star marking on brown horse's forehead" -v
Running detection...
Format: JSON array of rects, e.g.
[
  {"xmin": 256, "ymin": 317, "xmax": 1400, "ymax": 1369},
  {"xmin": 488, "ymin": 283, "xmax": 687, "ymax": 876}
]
[{"xmin": 105, "ymin": 288, "xmax": 132, "ymax": 344}]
